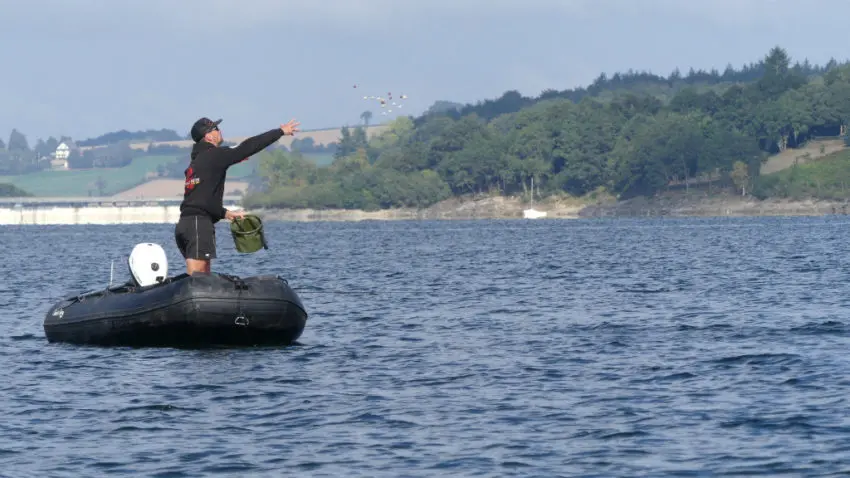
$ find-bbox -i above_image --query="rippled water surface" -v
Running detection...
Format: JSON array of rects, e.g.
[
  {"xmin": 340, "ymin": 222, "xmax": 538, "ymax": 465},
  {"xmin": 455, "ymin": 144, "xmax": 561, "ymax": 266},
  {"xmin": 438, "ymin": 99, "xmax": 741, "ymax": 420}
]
[{"xmin": 4, "ymin": 217, "xmax": 850, "ymax": 476}]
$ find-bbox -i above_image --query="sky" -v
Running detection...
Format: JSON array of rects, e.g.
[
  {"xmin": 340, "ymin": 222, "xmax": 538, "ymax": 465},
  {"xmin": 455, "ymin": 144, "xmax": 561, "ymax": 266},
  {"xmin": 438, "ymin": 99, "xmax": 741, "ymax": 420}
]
[{"xmin": 2, "ymin": 0, "xmax": 850, "ymax": 143}]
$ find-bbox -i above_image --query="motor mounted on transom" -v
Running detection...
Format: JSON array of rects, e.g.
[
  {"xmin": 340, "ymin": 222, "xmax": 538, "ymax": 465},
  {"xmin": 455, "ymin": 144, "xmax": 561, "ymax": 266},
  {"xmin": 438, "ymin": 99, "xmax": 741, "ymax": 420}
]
[{"xmin": 127, "ymin": 243, "xmax": 169, "ymax": 287}]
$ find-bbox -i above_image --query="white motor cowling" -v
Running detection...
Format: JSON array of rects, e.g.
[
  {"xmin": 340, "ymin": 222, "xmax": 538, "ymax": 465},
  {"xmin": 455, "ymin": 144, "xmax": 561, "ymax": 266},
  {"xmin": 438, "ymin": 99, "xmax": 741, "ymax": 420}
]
[{"xmin": 128, "ymin": 243, "xmax": 168, "ymax": 287}]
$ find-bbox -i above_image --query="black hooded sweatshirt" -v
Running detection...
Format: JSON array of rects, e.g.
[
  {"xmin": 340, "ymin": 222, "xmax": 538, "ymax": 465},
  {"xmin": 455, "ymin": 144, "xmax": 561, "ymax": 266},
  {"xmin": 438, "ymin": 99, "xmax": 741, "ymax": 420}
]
[{"xmin": 180, "ymin": 128, "xmax": 284, "ymax": 222}]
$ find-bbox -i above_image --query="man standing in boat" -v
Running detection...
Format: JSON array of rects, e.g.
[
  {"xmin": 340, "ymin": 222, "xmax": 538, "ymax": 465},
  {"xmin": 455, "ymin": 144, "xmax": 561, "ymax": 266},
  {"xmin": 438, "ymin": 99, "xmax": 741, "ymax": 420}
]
[{"xmin": 175, "ymin": 117, "xmax": 300, "ymax": 275}]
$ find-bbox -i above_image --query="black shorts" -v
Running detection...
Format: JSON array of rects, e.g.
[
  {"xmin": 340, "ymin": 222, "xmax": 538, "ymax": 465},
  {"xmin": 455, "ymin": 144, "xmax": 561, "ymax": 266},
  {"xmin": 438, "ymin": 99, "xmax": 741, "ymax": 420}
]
[{"xmin": 175, "ymin": 215, "xmax": 217, "ymax": 260}]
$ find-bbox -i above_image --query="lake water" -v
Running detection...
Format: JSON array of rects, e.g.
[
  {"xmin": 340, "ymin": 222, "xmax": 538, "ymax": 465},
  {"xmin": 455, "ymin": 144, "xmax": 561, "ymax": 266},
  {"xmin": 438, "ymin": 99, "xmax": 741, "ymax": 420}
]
[{"xmin": 3, "ymin": 216, "xmax": 850, "ymax": 477}]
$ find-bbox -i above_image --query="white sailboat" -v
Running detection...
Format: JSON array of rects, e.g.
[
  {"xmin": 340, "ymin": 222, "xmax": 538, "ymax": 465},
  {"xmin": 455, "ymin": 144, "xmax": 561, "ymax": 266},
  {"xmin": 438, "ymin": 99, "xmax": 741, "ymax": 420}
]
[{"xmin": 522, "ymin": 176, "xmax": 547, "ymax": 219}]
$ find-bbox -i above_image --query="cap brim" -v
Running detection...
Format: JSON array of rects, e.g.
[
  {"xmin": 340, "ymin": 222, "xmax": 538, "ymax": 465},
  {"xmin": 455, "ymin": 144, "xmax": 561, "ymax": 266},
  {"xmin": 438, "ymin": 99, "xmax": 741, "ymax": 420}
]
[{"xmin": 205, "ymin": 119, "xmax": 223, "ymax": 135}]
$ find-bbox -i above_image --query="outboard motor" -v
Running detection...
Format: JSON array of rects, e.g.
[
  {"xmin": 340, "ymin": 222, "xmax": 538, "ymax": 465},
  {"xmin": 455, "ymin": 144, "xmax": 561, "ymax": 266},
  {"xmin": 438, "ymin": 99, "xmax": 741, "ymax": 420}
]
[{"xmin": 128, "ymin": 243, "xmax": 169, "ymax": 287}]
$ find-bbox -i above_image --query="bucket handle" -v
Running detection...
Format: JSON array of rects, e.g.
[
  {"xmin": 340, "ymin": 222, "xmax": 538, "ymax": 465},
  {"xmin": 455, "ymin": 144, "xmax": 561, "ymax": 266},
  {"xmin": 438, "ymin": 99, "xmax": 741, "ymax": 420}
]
[
  {"xmin": 232, "ymin": 227, "xmax": 261, "ymax": 236},
  {"xmin": 232, "ymin": 216, "xmax": 262, "ymax": 235},
  {"xmin": 231, "ymin": 216, "xmax": 269, "ymax": 250}
]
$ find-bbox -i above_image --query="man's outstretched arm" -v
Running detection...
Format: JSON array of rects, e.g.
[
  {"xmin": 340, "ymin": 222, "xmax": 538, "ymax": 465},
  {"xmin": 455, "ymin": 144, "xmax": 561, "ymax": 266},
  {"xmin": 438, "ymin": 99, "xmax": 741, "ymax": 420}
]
[{"xmin": 217, "ymin": 120, "xmax": 301, "ymax": 168}]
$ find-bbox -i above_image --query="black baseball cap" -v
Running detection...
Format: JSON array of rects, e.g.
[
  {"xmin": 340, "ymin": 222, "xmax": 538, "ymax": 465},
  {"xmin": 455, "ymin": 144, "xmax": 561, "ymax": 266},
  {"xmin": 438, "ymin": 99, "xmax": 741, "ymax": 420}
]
[{"xmin": 190, "ymin": 117, "xmax": 222, "ymax": 142}]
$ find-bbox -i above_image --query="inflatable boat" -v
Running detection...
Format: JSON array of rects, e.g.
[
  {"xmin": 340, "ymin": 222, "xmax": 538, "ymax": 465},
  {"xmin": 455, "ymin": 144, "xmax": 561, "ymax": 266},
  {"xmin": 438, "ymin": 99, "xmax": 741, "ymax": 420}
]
[{"xmin": 43, "ymin": 243, "xmax": 308, "ymax": 347}]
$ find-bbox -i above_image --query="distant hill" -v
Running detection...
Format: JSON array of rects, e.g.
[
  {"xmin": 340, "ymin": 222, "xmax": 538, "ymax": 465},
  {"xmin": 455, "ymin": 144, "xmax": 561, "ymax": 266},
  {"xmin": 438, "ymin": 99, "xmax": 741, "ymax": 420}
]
[
  {"xmin": 79, "ymin": 125, "xmax": 389, "ymax": 152},
  {"xmin": 77, "ymin": 128, "xmax": 184, "ymax": 147},
  {"xmin": 241, "ymin": 46, "xmax": 850, "ymax": 211}
]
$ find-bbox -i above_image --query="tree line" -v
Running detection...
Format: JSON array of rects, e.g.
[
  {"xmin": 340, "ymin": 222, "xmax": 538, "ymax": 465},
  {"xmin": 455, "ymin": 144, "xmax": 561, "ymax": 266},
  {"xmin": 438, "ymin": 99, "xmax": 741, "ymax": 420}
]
[
  {"xmin": 4, "ymin": 45, "xmax": 849, "ymax": 206},
  {"xmin": 240, "ymin": 46, "xmax": 850, "ymax": 210},
  {"xmin": 0, "ymin": 128, "xmax": 151, "ymax": 174},
  {"xmin": 0, "ymin": 124, "xmax": 214, "ymax": 175},
  {"xmin": 76, "ymin": 128, "xmax": 184, "ymax": 147},
  {"xmin": 0, "ymin": 130, "xmax": 74, "ymax": 175}
]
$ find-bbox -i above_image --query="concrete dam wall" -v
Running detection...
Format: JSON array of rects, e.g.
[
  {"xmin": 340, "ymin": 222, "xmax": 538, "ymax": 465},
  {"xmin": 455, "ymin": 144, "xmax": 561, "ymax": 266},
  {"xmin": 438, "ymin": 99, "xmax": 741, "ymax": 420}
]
[
  {"xmin": 0, "ymin": 205, "xmax": 181, "ymax": 225},
  {"xmin": 0, "ymin": 197, "xmax": 243, "ymax": 225}
]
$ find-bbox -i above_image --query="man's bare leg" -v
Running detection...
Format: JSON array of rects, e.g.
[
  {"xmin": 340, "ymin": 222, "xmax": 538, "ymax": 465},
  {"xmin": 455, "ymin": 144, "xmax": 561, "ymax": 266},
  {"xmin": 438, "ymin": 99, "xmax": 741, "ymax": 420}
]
[{"xmin": 186, "ymin": 258, "xmax": 210, "ymax": 275}]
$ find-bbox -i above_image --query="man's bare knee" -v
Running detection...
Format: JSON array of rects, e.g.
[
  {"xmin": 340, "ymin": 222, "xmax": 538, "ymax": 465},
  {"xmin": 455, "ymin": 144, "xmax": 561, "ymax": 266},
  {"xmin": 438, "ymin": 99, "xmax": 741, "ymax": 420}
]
[{"xmin": 186, "ymin": 258, "xmax": 210, "ymax": 275}]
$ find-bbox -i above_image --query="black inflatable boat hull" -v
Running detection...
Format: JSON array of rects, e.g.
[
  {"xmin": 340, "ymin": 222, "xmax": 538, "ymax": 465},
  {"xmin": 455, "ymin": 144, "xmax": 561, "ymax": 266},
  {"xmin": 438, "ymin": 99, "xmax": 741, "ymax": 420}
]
[{"xmin": 43, "ymin": 273, "xmax": 308, "ymax": 347}]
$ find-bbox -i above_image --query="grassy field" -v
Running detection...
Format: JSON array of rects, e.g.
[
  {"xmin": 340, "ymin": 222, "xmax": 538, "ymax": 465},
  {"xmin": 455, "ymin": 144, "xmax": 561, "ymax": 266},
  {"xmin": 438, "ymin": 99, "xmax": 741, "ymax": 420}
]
[
  {"xmin": 0, "ymin": 122, "xmax": 358, "ymax": 198},
  {"xmin": 224, "ymin": 160, "xmax": 254, "ymax": 179},
  {"xmin": 754, "ymin": 146, "xmax": 850, "ymax": 199},
  {"xmin": 759, "ymin": 138, "xmax": 846, "ymax": 174},
  {"xmin": 0, "ymin": 155, "xmax": 178, "ymax": 197},
  {"xmin": 0, "ymin": 151, "xmax": 337, "ymax": 197}
]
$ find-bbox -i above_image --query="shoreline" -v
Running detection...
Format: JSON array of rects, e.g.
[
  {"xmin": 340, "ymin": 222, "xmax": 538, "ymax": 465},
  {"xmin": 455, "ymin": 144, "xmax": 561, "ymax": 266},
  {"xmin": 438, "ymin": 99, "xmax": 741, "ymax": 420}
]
[
  {"xmin": 252, "ymin": 195, "xmax": 585, "ymax": 222},
  {"xmin": 249, "ymin": 192, "xmax": 850, "ymax": 222},
  {"xmin": 4, "ymin": 191, "xmax": 849, "ymax": 225}
]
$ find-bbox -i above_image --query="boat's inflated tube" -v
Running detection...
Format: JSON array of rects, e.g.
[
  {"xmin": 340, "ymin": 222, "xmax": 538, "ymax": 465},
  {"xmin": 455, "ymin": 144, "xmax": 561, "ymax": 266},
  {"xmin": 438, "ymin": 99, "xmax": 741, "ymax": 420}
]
[{"xmin": 43, "ymin": 268, "xmax": 308, "ymax": 347}]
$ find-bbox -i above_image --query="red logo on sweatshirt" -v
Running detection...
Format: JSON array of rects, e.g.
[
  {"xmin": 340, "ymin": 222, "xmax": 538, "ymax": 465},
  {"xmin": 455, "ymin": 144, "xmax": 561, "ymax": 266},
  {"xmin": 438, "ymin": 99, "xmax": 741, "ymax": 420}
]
[{"xmin": 184, "ymin": 166, "xmax": 199, "ymax": 192}]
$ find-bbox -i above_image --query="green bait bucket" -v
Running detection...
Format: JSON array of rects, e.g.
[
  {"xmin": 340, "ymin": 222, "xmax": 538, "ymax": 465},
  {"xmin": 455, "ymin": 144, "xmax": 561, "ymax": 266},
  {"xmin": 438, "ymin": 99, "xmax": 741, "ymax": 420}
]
[{"xmin": 230, "ymin": 214, "xmax": 268, "ymax": 254}]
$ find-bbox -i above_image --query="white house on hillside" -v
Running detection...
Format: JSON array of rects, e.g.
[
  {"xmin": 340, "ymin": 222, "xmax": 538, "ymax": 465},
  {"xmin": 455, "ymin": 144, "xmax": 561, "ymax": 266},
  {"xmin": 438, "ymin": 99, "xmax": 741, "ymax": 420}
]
[
  {"xmin": 55, "ymin": 142, "xmax": 72, "ymax": 160},
  {"xmin": 51, "ymin": 140, "xmax": 78, "ymax": 170}
]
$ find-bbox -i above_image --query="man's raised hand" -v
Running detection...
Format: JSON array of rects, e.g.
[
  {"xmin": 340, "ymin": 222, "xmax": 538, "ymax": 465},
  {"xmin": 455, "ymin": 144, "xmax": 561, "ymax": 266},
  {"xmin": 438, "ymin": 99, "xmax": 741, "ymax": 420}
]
[{"xmin": 280, "ymin": 119, "xmax": 300, "ymax": 136}]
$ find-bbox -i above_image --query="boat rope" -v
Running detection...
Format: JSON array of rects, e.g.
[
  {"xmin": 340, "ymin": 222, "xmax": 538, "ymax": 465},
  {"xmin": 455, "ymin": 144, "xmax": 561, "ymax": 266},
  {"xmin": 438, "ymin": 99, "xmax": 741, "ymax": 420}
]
[
  {"xmin": 221, "ymin": 273, "xmax": 249, "ymax": 325},
  {"xmin": 289, "ymin": 286, "xmax": 433, "ymax": 295},
  {"xmin": 291, "ymin": 287, "xmax": 380, "ymax": 295},
  {"xmin": 288, "ymin": 284, "xmax": 522, "ymax": 296},
  {"xmin": 235, "ymin": 285, "xmax": 248, "ymax": 325}
]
